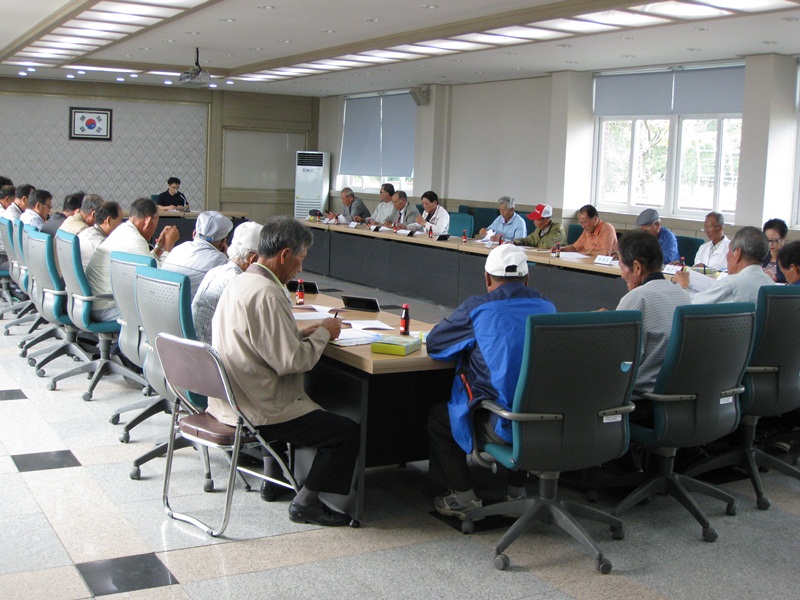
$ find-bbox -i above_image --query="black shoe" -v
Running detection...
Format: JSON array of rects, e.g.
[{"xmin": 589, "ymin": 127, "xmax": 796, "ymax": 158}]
[
  {"xmin": 260, "ymin": 480, "xmax": 292, "ymax": 502},
  {"xmin": 288, "ymin": 501, "xmax": 350, "ymax": 527}
]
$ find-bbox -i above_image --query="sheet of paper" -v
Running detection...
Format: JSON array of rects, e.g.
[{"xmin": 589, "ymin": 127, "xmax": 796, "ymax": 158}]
[
  {"xmin": 686, "ymin": 269, "xmax": 718, "ymax": 294},
  {"xmin": 555, "ymin": 251, "xmax": 589, "ymax": 260},
  {"xmin": 293, "ymin": 312, "xmax": 326, "ymax": 321},
  {"xmin": 394, "ymin": 229, "xmax": 422, "ymax": 237},
  {"xmin": 477, "ymin": 229, "xmax": 496, "ymax": 242},
  {"xmin": 343, "ymin": 319, "xmax": 395, "ymax": 331},
  {"xmin": 329, "ymin": 330, "xmax": 382, "ymax": 346},
  {"xmin": 662, "ymin": 264, "xmax": 683, "ymax": 275},
  {"xmin": 378, "ymin": 226, "xmax": 394, "ymax": 232}
]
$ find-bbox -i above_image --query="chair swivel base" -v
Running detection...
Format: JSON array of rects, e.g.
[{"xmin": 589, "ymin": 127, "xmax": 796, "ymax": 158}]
[
  {"xmin": 111, "ymin": 396, "xmax": 170, "ymax": 443},
  {"xmin": 463, "ymin": 475, "xmax": 622, "ymax": 574},
  {"xmin": 613, "ymin": 453, "xmax": 737, "ymax": 542},
  {"xmin": 48, "ymin": 356, "xmax": 147, "ymax": 401}
]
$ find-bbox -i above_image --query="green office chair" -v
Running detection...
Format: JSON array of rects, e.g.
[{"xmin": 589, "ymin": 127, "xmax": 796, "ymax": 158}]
[
  {"xmin": 448, "ymin": 212, "xmax": 474, "ymax": 238},
  {"xmin": 567, "ymin": 223, "xmax": 583, "ymax": 245},
  {"xmin": 684, "ymin": 286, "xmax": 800, "ymax": 509},
  {"xmin": 676, "ymin": 235, "xmax": 704, "ymax": 265},
  {"xmin": 470, "ymin": 207, "xmax": 500, "ymax": 233},
  {"xmin": 613, "ymin": 303, "xmax": 755, "ymax": 542},
  {"xmin": 462, "ymin": 311, "xmax": 642, "ymax": 574}
]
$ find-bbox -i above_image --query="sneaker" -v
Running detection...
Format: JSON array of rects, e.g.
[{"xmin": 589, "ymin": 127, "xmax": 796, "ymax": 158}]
[{"xmin": 433, "ymin": 491, "xmax": 483, "ymax": 520}]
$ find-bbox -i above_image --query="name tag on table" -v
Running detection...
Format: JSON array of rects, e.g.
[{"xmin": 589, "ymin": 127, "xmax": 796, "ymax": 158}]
[
  {"xmin": 662, "ymin": 264, "xmax": 683, "ymax": 275},
  {"xmin": 349, "ymin": 221, "xmax": 358, "ymax": 229},
  {"xmin": 594, "ymin": 255, "xmax": 614, "ymax": 265}
]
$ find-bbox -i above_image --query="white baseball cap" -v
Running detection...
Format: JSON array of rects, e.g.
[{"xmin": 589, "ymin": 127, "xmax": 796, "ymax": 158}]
[
  {"xmin": 228, "ymin": 221, "xmax": 262, "ymax": 255},
  {"xmin": 485, "ymin": 244, "xmax": 529, "ymax": 278},
  {"xmin": 195, "ymin": 211, "xmax": 234, "ymax": 242}
]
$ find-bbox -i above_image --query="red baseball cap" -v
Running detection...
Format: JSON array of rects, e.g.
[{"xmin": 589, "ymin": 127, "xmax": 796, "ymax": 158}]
[{"xmin": 526, "ymin": 203, "xmax": 552, "ymax": 220}]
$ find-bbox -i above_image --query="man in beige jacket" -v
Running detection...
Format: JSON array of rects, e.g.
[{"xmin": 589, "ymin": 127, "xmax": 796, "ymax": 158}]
[{"xmin": 209, "ymin": 215, "xmax": 357, "ymax": 527}]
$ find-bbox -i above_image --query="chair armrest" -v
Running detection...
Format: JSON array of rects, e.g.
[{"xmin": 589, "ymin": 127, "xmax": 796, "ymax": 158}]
[
  {"xmin": 598, "ymin": 404, "xmax": 635, "ymax": 418},
  {"xmin": 73, "ymin": 292, "xmax": 114, "ymax": 302},
  {"xmin": 477, "ymin": 399, "xmax": 563, "ymax": 421},
  {"xmin": 721, "ymin": 385, "xmax": 745, "ymax": 397},
  {"xmin": 42, "ymin": 288, "xmax": 67, "ymax": 296},
  {"xmin": 746, "ymin": 366, "xmax": 779, "ymax": 373},
  {"xmin": 636, "ymin": 391, "xmax": 697, "ymax": 402}
]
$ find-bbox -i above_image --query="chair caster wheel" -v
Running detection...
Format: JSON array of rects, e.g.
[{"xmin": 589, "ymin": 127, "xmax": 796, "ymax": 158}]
[
  {"xmin": 109, "ymin": 414, "xmax": 120, "ymax": 425},
  {"xmin": 36, "ymin": 369, "xmax": 45, "ymax": 378},
  {"xmin": 17, "ymin": 341, "xmax": 24, "ymax": 349},
  {"xmin": 461, "ymin": 520, "xmax": 474, "ymax": 534},
  {"xmin": 494, "ymin": 554, "xmax": 510, "ymax": 571},
  {"xmin": 349, "ymin": 519, "xmax": 361, "ymax": 528},
  {"xmin": 204, "ymin": 479, "xmax": 214, "ymax": 493},
  {"xmin": 82, "ymin": 392, "xmax": 92, "ymax": 401},
  {"xmin": 119, "ymin": 431, "xmax": 129, "ymax": 443},
  {"xmin": 726, "ymin": 502, "xmax": 737, "ymax": 516},
  {"xmin": 702, "ymin": 527, "xmax": 717, "ymax": 542},
  {"xmin": 47, "ymin": 381, "xmax": 56, "ymax": 390},
  {"xmin": 611, "ymin": 526, "xmax": 624, "ymax": 540},
  {"xmin": 757, "ymin": 496, "xmax": 771, "ymax": 510},
  {"xmin": 19, "ymin": 349, "xmax": 26, "ymax": 357},
  {"xmin": 28, "ymin": 357, "xmax": 36, "ymax": 367},
  {"xmin": 130, "ymin": 467, "xmax": 141, "ymax": 480},
  {"xmin": 4, "ymin": 329, "xmax": 10, "ymax": 335},
  {"xmin": 597, "ymin": 558, "xmax": 612, "ymax": 574}
]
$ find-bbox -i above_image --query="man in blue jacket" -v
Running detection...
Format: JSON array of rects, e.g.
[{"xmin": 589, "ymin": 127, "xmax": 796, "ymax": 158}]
[
  {"xmin": 637, "ymin": 208, "xmax": 679, "ymax": 264},
  {"xmin": 426, "ymin": 244, "xmax": 556, "ymax": 519}
]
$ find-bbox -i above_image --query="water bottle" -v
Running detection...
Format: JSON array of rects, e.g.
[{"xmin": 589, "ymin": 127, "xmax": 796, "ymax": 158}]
[
  {"xmin": 400, "ymin": 304, "xmax": 410, "ymax": 335},
  {"xmin": 462, "ymin": 229, "xmax": 467, "ymax": 243},
  {"xmin": 295, "ymin": 279, "xmax": 305, "ymax": 305},
  {"xmin": 554, "ymin": 242, "xmax": 561, "ymax": 258}
]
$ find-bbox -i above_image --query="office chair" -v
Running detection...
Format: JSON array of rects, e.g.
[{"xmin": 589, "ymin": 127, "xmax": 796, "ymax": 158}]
[
  {"xmin": 2, "ymin": 219, "xmax": 39, "ymax": 334},
  {"xmin": 470, "ymin": 207, "xmax": 500, "ymax": 233},
  {"xmin": 613, "ymin": 303, "xmax": 755, "ymax": 542},
  {"xmin": 462, "ymin": 311, "xmax": 642, "ymax": 573},
  {"xmin": 448, "ymin": 212, "xmax": 474, "ymax": 238},
  {"xmin": 156, "ymin": 332, "xmax": 299, "ymax": 537},
  {"xmin": 684, "ymin": 286, "xmax": 800, "ymax": 509},
  {"xmin": 52, "ymin": 230, "xmax": 147, "ymax": 400},
  {"xmin": 676, "ymin": 235, "xmax": 704, "ymax": 265},
  {"xmin": 567, "ymin": 223, "xmax": 583, "ymax": 245},
  {"xmin": 107, "ymin": 252, "xmax": 160, "ymax": 443}
]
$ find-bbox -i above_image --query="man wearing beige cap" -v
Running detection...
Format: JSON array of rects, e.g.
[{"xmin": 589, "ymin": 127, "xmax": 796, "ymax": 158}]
[
  {"xmin": 636, "ymin": 208, "xmax": 679, "ymax": 264},
  {"xmin": 192, "ymin": 221, "xmax": 263, "ymax": 345},
  {"xmin": 426, "ymin": 244, "xmax": 556, "ymax": 520},
  {"xmin": 162, "ymin": 210, "xmax": 234, "ymax": 299},
  {"xmin": 513, "ymin": 203, "xmax": 566, "ymax": 249}
]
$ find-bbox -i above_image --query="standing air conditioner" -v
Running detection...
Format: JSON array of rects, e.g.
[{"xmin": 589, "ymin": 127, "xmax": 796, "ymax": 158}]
[{"xmin": 294, "ymin": 151, "xmax": 330, "ymax": 218}]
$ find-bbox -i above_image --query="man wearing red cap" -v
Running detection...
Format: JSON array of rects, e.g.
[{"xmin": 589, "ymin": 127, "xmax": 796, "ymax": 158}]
[{"xmin": 513, "ymin": 203, "xmax": 566, "ymax": 249}]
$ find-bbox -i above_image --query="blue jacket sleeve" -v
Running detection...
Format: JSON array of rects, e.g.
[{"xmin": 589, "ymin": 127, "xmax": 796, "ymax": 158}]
[{"xmin": 427, "ymin": 302, "xmax": 476, "ymax": 362}]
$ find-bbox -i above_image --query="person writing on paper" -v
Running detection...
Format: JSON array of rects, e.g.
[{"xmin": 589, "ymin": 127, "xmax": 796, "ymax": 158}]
[
  {"xmin": 673, "ymin": 226, "xmax": 773, "ymax": 304},
  {"xmin": 408, "ymin": 190, "xmax": 449, "ymax": 235},
  {"xmin": 210, "ymin": 216, "xmax": 357, "ymax": 526},
  {"xmin": 555, "ymin": 205, "xmax": 617, "ymax": 257},
  {"xmin": 691, "ymin": 212, "xmax": 730, "ymax": 270},
  {"xmin": 778, "ymin": 241, "xmax": 800, "ymax": 286},
  {"xmin": 513, "ymin": 203, "xmax": 566, "ymax": 249},
  {"xmin": 326, "ymin": 187, "xmax": 370, "ymax": 223},
  {"xmin": 385, "ymin": 191, "xmax": 420, "ymax": 228},
  {"xmin": 762, "ymin": 218, "xmax": 788, "ymax": 283},
  {"xmin": 636, "ymin": 208, "xmax": 679, "ymax": 264},
  {"xmin": 156, "ymin": 177, "xmax": 189, "ymax": 212},
  {"xmin": 478, "ymin": 196, "xmax": 526, "ymax": 242},
  {"xmin": 366, "ymin": 183, "xmax": 395, "ymax": 226},
  {"xmin": 426, "ymin": 244, "xmax": 556, "ymax": 519}
]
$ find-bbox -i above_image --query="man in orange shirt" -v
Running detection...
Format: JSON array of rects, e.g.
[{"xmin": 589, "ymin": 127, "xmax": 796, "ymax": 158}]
[{"xmin": 555, "ymin": 204, "xmax": 617, "ymax": 257}]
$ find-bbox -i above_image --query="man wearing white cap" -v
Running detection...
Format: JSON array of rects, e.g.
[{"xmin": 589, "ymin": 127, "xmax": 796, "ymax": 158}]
[
  {"xmin": 162, "ymin": 210, "xmax": 234, "ymax": 300},
  {"xmin": 426, "ymin": 244, "xmax": 556, "ymax": 519},
  {"xmin": 192, "ymin": 221, "xmax": 262, "ymax": 345},
  {"xmin": 513, "ymin": 203, "xmax": 567, "ymax": 249},
  {"xmin": 636, "ymin": 208, "xmax": 679, "ymax": 264}
]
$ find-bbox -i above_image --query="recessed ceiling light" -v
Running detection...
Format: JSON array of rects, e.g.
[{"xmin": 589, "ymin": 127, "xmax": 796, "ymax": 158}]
[
  {"xmin": 220, "ymin": 18, "xmax": 235, "ymax": 22},
  {"xmin": 257, "ymin": 5, "xmax": 275, "ymax": 9},
  {"xmin": 77, "ymin": 70, "xmax": 85, "ymax": 74},
  {"xmin": 66, "ymin": 73, "xmax": 75, "ymax": 78},
  {"xmin": 18, "ymin": 71, "xmax": 27, "ymax": 76},
  {"xmin": 26, "ymin": 67, "xmax": 36, "ymax": 72},
  {"xmin": 209, "ymin": 83, "xmax": 218, "ymax": 88},
  {"xmin": 185, "ymin": 31, "xmax": 199, "ymax": 35},
  {"xmin": 686, "ymin": 47, "xmax": 701, "ymax": 51},
  {"xmin": 226, "ymin": 80, "xmax": 234, "ymax": 84},
  {"xmin": 621, "ymin": 54, "xmax": 636, "ymax": 58},
  {"xmin": 419, "ymin": 3, "xmax": 437, "ymax": 8},
  {"xmin": 164, "ymin": 80, "xmax": 173, "ymax": 85},
  {"xmin": 250, "ymin": 47, "xmax": 263, "ymax": 51},
  {"xmin": 320, "ymin": 29, "xmax": 335, "ymax": 33},
  {"xmin": 622, "ymin": 36, "xmax": 637, "ymax": 40},
  {"xmin": 557, "ymin": 43, "xmax": 572, "ymax": 48},
  {"xmin": 138, "ymin": 47, "xmax": 150, "ymax": 51},
  {"xmin": 121, "ymin": 54, "xmax": 132, "ymax": 57},
  {"xmin": 130, "ymin": 74, "xmax": 138, "ymax": 78},
  {"xmin": 279, "ymin": 40, "xmax": 292, "ymax": 43},
  {"xmin": 116, "ymin": 77, "xmax": 125, "ymax": 81},
  {"xmin": 163, "ymin": 39, "xmax": 175, "ymax": 43},
  {"xmin": 365, "ymin": 18, "xmax": 380, "ymax": 22}
]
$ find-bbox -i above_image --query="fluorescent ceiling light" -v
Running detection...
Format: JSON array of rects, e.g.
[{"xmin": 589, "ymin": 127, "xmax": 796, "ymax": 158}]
[
  {"xmin": 629, "ymin": 2, "xmax": 733, "ymax": 19},
  {"xmin": 132, "ymin": 0, "xmax": 207, "ymax": 7},
  {"xmin": 64, "ymin": 19, "xmax": 143, "ymax": 33},
  {"xmin": 2, "ymin": 61, "xmax": 53, "ymax": 67},
  {"xmin": 32, "ymin": 40, "xmax": 102, "ymax": 50},
  {"xmin": 336, "ymin": 54, "xmax": 398, "ymax": 64},
  {"xmin": 64, "ymin": 65, "xmax": 142, "ymax": 73},
  {"xmin": 52, "ymin": 27, "xmax": 127, "ymax": 40},
  {"xmin": 18, "ymin": 49, "xmax": 81, "ymax": 57},
  {"xmin": 361, "ymin": 49, "xmax": 425, "ymax": 60},
  {"xmin": 532, "ymin": 18, "xmax": 619, "ymax": 33},
  {"xmin": 314, "ymin": 58, "xmax": 369, "ymax": 67},
  {"xmin": 417, "ymin": 39, "xmax": 491, "ymax": 51},
  {"xmin": 304, "ymin": 62, "xmax": 349, "ymax": 71},
  {"xmin": 486, "ymin": 26, "xmax": 571, "ymax": 40},
  {"xmin": 700, "ymin": 0, "xmax": 799, "ymax": 10},
  {"xmin": 80, "ymin": 11, "xmax": 162, "ymax": 26},
  {"xmin": 147, "ymin": 70, "xmax": 181, "ymax": 76},
  {"xmin": 273, "ymin": 67, "xmax": 324, "ymax": 74},
  {"xmin": 450, "ymin": 33, "xmax": 529, "ymax": 46},
  {"xmin": 388, "ymin": 44, "xmax": 455, "ymax": 55},
  {"xmin": 575, "ymin": 10, "xmax": 672, "ymax": 26},
  {"xmin": 42, "ymin": 34, "xmax": 107, "ymax": 46},
  {"xmin": 92, "ymin": 1, "xmax": 183, "ymax": 18}
]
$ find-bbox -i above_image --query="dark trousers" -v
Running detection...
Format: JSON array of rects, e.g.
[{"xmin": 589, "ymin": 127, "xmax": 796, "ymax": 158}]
[
  {"xmin": 257, "ymin": 409, "xmax": 359, "ymax": 497},
  {"xmin": 428, "ymin": 402, "xmax": 526, "ymax": 493}
]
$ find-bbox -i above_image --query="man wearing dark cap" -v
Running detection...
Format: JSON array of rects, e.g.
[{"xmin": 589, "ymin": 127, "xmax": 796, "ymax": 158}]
[
  {"xmin": 636, "ymin": 208, "xmax": 679, "ymax": 263},
  {"xmin": 426, "ymin": 244, "xmax": 556, "ymax": 519},
  {"xmin": 513, "ymin": 203, "xmax": 566, "ymax": 249}
]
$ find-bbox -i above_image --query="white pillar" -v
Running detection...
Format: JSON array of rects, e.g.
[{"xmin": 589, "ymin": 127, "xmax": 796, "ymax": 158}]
[{"xmin": 413, "ymin": 84, "xmax": 452, "ymax": 202}]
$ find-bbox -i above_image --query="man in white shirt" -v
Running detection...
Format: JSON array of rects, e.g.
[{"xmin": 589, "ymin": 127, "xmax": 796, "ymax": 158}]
[
  {"xmin": 86, "ymin": 197, "xmax": 179, "ymax": 321},
  {"xmin": 673, "ymin": 226, "xmax": 774, "ymax": 305},
  {"xmin": 1, "ymin": 184, "xmax": 34, "ymax": 223},
  {"xmin": 366, "ymin": 183, "xmax": 395, "ymax": 226},
  {"xmin": 406, "ymin": 190, "xmax": 450, "ymax": 235},
  {"xmin": 693, "ymin": 211, "xmax": 730, "ymax": 271},
  {"xmin": 20, "ymin": 189, "xmax": 52, "ymax": 231},
  {"xmin": 162, "ymin": 211, "xmax": 234, "ymax": 299},
  {"xmin": 77, "ymin": 202, "xmax": 124, "ymax": 268}
]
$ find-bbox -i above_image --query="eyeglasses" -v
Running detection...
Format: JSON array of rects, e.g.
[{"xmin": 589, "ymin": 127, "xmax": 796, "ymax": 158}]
[{"xmin": 767, "ymin": 238, "xmax": 784, "ymax": 245}]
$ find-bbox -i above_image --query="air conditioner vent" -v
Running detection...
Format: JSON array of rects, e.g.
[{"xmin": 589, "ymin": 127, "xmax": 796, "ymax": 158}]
[{"xmin": 297, "ymin": 152, "xmax": 324, "ymax": 167}]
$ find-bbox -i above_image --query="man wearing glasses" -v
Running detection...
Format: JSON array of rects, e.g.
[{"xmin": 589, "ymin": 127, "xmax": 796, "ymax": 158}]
[
  {"xmin": 693, "ymin": 211, "xmax": 730, "ymax": 271},
  {"xmin": 19, "ymin": 189, "xmax": 52, "ymax": 231}
]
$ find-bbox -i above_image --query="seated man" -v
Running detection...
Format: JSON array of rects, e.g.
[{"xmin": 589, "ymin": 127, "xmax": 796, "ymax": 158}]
[
  {"xmin": 556, "ymin": 204, "xmax": 617, "ymax": 257},
  {"xmin": 77, "ymin": 202, "xmax": 123, "ymax": 268},
  {"xmin": 326, "ymin": 187, "xmax": 370, "ymax": 223},
  {"xmin": 384, "ymin": 191, "xmax": 420, "ymax": 228},
  {"xmin": 162, "ymin": 210, "xmax": 233, "ymax": 299},
  {"xmin": 86, "ymin": 197, "xmax": 179, "ymax": 321},
  {"xmin": 60, "ymin": 194, "xmax": 104, "ymax": 236},
  {"xmin": 636, "ymin": 208, "xmax": 679, "ymax": 264},
  {"xmin": 673, "ymin": 226, "xmax": 774, "ymax": 304},
  {"xmin": 210, "ymin": 216, "xmax": 358, "ymax": 526},
  {"xmin": 191, "ymin": 221, "xmax": 262, "ymax": 344},
  {"xmin": 42, "ymin": 191, "xmax": 83, "ymax": 236},
  {"xmin": 513, "ymin": 203, "xmax": 566, "ymax": 249},
  {"xmin": 478, "ymin": 196, "xmax": 526, "ymax": 242},
  {"xmin": 366, "ymin": 183, "xmax": 395, "ymax": 225},
  {"xmin": 0, "ymin": 185, "xmax": 15, "ymax": 269},
  {"xmin": 157, "ymin": 176, "xmax": 188, "ymax": 212},
  {"xmin": 1, "ymin": 184, "xmax": 34, "ymax": 222},
  {"xmin": 20, "ymin": 189, "xmax": 52, "ymax": 231},
  {"xmin": 778, "ymin": 241, "xmax": 800, "ymax": 286},
  {"xmin": 694, "ymin": 211, "xmax": 730, "ymax": 270},
  {"xmin": 407, "ymin": 190, "xmax": 449, "ymax": 235},
  {"xmin": 426, "ymin": 244, "xmax": 556, "ymax": 518}
]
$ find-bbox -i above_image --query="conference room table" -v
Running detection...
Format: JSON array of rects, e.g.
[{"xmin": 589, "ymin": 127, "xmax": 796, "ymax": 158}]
[
  {"xmin": 301, "ymin": 220, "xmax": 629, "ymax": 312},
  {"xmin": 292, "ymin": 292, "xmax": 454, "ymax": 523}
]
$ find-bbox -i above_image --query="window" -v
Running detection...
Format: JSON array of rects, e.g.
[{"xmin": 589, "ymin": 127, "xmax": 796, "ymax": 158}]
[{"xmin": 336, "ymin": 174, "xmax": 414, "ymax": 195}]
